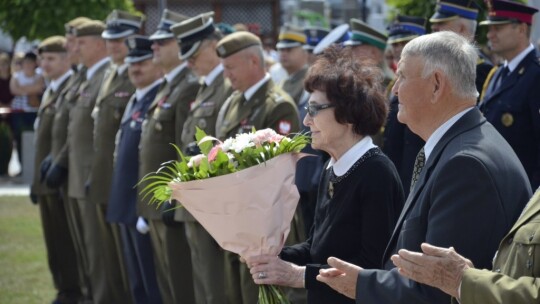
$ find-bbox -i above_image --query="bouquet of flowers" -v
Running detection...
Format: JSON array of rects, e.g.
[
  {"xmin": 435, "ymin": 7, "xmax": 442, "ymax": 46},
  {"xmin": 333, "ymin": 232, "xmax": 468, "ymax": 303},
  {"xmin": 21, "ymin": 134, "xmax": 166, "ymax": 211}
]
[{"xmin": 140, "ymin": 128, "xmax": 310, "ymax": 304}]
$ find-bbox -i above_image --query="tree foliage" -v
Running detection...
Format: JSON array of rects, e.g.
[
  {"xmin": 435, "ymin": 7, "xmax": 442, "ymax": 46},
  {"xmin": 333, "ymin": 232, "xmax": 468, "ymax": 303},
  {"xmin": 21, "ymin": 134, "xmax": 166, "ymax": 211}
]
[{"xmin": 0, "ymin": 0, "xmax": 137, "ymax": 41}]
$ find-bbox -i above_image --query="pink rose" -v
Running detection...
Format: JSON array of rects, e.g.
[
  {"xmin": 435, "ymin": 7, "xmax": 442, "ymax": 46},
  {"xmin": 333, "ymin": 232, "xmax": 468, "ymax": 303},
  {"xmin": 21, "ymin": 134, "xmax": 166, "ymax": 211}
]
[
  {"xmin": 253, "ymin": 128, "xmax": 278, "ymax": 145},
  {"xmin": 188, "ymin": 154, "xmax": 206, "ymax": 168},
  {"xmin": 208, "ymin": 145, "xmax": 222, "ymax": 162}
]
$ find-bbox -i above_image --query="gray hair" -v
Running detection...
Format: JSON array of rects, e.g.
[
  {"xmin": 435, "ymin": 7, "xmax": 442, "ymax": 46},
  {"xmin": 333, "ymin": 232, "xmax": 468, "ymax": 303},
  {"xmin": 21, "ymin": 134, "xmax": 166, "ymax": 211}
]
[
  {"xmin": 402, "ymin": 31, "xmax": 478, "ymax": 99},
  {"xmin": 242, "ymin": 44, "xmax": 266, "ymax": 69}
]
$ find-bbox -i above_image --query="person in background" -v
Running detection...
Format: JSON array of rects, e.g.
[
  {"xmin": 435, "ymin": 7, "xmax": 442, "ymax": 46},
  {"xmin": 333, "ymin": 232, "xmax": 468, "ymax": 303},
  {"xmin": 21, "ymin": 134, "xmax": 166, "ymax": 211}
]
[
  {"xmin": 0, "ymin": 52, "xmax": 13, "ymax": 177},
  {"xmin": 316, "ymin": 31, "xmax": 531, "ymax": 304},
  {"xmin": 303, "ymin": 26, "xmax": 329, "ymax": 66},
  {"xmin": 9, "ymin": 51, "xmax": 44, "ymax": 170},
  {"xmin": 246, "ymin": 45, "xmax": 404, "ymax": 303}
]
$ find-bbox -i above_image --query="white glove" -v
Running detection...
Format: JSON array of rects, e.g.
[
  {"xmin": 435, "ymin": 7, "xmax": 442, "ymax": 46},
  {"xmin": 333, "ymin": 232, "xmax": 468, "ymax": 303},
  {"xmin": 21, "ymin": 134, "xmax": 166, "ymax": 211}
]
[{"xmin": 136, "ymin": 216, "xmax": 150, "ymax": 234}]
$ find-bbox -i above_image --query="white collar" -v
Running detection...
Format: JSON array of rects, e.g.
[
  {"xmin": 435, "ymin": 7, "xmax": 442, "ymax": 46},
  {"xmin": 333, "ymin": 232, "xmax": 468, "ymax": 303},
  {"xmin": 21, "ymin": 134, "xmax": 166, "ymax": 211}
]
[
  {"xmin": 424, "ymin": 107, "xmax": 474, "ymax": 161},
  {"xmin": 135, "ymin": 79, "xmax": 163, "ymax": 101},
  {"xmin": 204, "ymin": 63, "xmax": 223, "ymax": 86},
  {"xmin": 327, "ymin": 136, "xmax": 376, "ymax": 176},
  {"xmin": 244, "ymin": 73, "xmax": 271, "ymax": 101},
  {"xmin": 117, "ymin": 63, "xmax": 129, "ymax": 75},
  {"xmin": 165, "ymin": 62, "xmax": 188, "ymax": 83},
  {"xmin": 86, "ymin": 57, "xmax": 110, "ymax": 80},
  {"xmin": 504, "ymin": 44, "xmax": 535, "ymax": 73},
  {"xmin": 49, "ymin": 70, "xmax": 73, "ymax": 92}
]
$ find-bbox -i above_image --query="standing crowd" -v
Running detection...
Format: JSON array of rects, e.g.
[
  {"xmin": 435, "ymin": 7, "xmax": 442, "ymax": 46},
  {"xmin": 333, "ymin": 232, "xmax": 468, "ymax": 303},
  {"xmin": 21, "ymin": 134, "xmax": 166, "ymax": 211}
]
[{"xmin": 2, "ymin": 0, "xmax": 540, "ymax": 303}]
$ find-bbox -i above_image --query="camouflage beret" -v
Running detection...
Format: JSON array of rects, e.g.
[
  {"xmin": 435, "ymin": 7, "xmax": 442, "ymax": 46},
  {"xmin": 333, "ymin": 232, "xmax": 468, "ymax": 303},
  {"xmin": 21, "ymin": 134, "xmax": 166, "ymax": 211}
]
[
  {"xmin": 65, "ymin": 16, "xmax": 91, "ymax": 35},
  {"xmin": 38, "ymin": 36, "xmax": 67, "ymax": 53},
  {"xmin": 216, "ymin": 31, "xmax": 261, "ymax": 58},
  {"xmin": 74, "ymin": 20, "xmax": 106, "ymax": 37}
]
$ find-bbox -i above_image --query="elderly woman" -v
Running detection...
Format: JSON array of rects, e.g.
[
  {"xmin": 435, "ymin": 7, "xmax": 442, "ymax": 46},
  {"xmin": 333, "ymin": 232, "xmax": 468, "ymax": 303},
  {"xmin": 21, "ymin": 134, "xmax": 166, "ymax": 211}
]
[{"xmin": 246, "ymin": 45, "xmax": 405, "ymax": 303}]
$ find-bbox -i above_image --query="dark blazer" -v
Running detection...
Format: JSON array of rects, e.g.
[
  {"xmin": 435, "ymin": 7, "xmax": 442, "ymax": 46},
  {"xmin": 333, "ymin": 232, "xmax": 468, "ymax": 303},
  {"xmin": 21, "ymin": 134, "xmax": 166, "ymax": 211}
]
[
  {"xmin": 67, "ymin": 61, "xmax": 110, "ymax": 199},
  {"xmin": 281, "ymin": 148, "xmax": 404, "ymax": 304},
  {"xmin": 479, "ymin": 50, "xmax": 540, "ymax": 189},
  {"xmin": 458, "ymin": 189, "xmax": 540, "ymax": 304},
  {"xmin": 138, "ymin": 66, "xmax": 200, "ymax": 220},
  {"xmin": 89, "ymin": 66, "xmax": 134, "ymax": 205},
  {"xmin": 356, "ymin": 108, "xmax": 532, "ymax": 304},
  {"xmin": 32, "ymin": 75, "xmax": 70, "ymax": 195},
  {"xmin": 107, "ymin": 83, "xmax": 160, "ymax": 225}
]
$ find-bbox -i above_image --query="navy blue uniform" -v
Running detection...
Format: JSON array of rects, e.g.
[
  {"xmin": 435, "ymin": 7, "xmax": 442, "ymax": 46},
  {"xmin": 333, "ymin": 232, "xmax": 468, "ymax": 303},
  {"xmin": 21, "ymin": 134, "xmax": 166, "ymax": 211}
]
[{"xmin": 479, "ymin": 50, "xmax": 540, "ymax": 189}]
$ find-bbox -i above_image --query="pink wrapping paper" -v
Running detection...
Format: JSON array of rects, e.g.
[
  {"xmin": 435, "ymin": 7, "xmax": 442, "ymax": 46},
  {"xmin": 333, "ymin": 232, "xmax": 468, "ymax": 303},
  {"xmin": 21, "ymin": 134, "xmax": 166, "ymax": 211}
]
[{"xmin": 169, "ymin": 153, "xmax": 305, "ymax": 258}]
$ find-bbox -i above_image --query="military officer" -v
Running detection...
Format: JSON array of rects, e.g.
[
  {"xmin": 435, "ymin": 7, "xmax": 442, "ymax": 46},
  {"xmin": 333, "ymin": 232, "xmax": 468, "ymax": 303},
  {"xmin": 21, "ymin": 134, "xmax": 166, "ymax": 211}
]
[
  {"xmin": 382, "ymin": 15, "xmax": 426, "ymax": 195},
  {"xmin": 303, "ymin": 26, "xmax": 329, "ymax": 65},
  {"xmin": 139, "ymin": 9, "xmax": 199, "ymax": 304},
  {"xmin": 429, "ymin": 0, "xmax": 493, "ymax": 98},
  {"xmin": 276, "ymin": 24, "xmax": 308, "ymax": 105},
  {"xmin": 65, "ymin": 20, "xmax": 129, "ymax": 303},
  {"xmin": 170, "ymin": 13, "xmax": 233, "ymax": 304},
  {"xmin": 479, "ymin": 0, "xmax": 540, "ymax": 189},
  {"xmin": 107, "ymin": 35, "xmax": 163, "ymax": 304},
  {"xmin": 215, "ymin": 30, "xmax": 300, "ymax": 304},
  {"xmin": 32, "ymin": 36, "xmax": 82, "ymax": 304},
  {"xmin": 43, "ymin": 16, "xmax": 92, "ymax": 302}
]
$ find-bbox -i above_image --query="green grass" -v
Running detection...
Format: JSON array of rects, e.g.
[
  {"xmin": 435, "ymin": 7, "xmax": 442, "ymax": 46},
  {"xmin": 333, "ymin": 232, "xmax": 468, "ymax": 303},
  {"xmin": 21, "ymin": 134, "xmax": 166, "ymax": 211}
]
[{"xmin": 0, "ymin": 195, "xmax": 56, "ymax": 303}]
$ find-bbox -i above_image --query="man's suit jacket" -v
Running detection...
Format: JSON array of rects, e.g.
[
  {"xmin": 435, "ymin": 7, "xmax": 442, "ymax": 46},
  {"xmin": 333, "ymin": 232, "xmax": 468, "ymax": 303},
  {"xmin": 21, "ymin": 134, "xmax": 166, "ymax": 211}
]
[
  {"xmin": 32, "ymin": 76, "xmax": 71, "ymax": 195},
  {"xmin": 459, "ymin": 189, "xmax": 540, "ymax": 304},
  {"xmin": 67, "ymin": 60, "xmax": 110, "ymax": 199},
  {"xmin": 479, "ymin": 50, "xmax": 540, "ymax": 189},
  {"xmin": 89, "ymin": 66, "xmax": 134, "ymax": 205},
  {"xmin": 138, "ymin": 66, "xmax": 199, "ymax": 219},
  {"xmin": 216, "ymin": 79, "xmax": 300, "ymax": 140},
  {"xmin": 355, "ymin": 108, "xmax": 532, "ymax": 304}
]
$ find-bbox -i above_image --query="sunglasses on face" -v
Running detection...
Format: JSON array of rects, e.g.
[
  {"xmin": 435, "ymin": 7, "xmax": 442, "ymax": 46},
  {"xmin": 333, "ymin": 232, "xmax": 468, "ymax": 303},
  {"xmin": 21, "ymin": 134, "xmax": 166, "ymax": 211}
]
[{"xmin": 305, "ymin": 104, "xmax": 335, "ymax": 117}]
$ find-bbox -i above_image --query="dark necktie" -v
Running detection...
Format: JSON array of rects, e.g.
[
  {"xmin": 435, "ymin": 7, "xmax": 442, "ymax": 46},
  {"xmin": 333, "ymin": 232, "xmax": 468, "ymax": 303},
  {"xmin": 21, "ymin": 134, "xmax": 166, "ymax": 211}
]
[
  {"xmin": 495, "ymin": 66, "xmax": 510, "ymax": 91},
  {"xmin": 410, "ymin": 147, "xmax": 426, "ymax": 192}
]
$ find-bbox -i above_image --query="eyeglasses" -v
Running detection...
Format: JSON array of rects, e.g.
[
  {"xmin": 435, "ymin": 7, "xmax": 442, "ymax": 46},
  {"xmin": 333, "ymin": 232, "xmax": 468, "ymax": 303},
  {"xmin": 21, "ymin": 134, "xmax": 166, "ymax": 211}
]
[
  {"xmin": 305, "ymin": 104, "xmax": 335, "ymax": 117},
  {"xmin": 153, "ymin": 38, "xmax": 173, "ymax": 46}
]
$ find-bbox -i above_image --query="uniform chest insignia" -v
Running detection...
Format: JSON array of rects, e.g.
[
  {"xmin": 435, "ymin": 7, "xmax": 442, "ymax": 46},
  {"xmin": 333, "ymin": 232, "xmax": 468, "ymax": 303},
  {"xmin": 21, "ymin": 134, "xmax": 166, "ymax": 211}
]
[
  {"xmin": 114, "ymin": 91, "xmax": 131, "ymax": 98},
  {"xmin": 161, "ymin": 103, "xmax": 172, "ymax": 109},
  {"xmin": 198, "ymin": 119, "xmax": 207, "ymax": 129},
  {"xmin": 501, "ymin": 113, "xmax": 514, "ymax": 127}
]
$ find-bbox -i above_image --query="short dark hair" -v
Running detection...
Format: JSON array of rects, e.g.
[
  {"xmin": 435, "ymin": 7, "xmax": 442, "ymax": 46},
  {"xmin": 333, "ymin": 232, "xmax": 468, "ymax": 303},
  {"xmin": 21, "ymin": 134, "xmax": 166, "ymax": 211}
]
[
  {"xmin": 304, "ymin": 45, "xmax": 388, "ymax": 136},
  {"xmin": 23, "ymin": 51, "xmax": 37, "ymax": 62}
]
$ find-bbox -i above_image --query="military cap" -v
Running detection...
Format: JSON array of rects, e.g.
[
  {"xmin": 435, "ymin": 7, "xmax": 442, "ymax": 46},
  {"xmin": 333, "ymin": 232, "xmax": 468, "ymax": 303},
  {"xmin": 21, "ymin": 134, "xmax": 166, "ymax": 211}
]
[
  {"xmin": 38, "ymin": 36, "xmax": 67, "ymax": 54},
  {"xmin": 74, "ymin": 20, "xmax": 106, "ymax": 37},
  {"xmin": 276, "ymin": 24, "xmax": 307, "ymax": 49},
  {"xmin": 149, "ymin": 9, "xmax": 190, "ymax": 40},
  {"xmin": 430, "ymin": 0, "xmax": 480, "ymax": 23},
  {"xmin": 387, "ymin": 15, "xmax": 426, "ymax": 44},
  {"xmin": 313, "ymin": 24, "xmax": 351, "ymax": 55},
  {"xmin": 124, "ymin": 35, "xmax": 153, "ymax": 63},
  {"xmin": 215, "ymin": 31, "xmax": 261, "ymax": 58},
  {"xmin": 480, "ymin": 0, "xmax": 538, "ymax": 26},
  {"xmin": 171, "ymin": 13, "xmax": 217, "ymax": 60},
  {"xmin": 303, "ymin": 26, "xmax": 330, "ymax": 52},
  {"xmin": 102, "ymin": 10, "xmax": 144, "ymax": 39},
  {"xmin": 64, "ymin": 17, "xmax": 91, "ymax": 35},
  {"xmin": 344, "ymin": 19, "xmax": 387, "ymax": 50},
  {"xmin": 216, "ymin": 23, "xmax": 236, "ymax": 35}
]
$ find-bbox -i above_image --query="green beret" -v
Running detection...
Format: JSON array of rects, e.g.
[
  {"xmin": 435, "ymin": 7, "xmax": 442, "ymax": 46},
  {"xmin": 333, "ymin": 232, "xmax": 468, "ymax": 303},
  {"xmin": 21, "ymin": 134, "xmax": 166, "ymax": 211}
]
[
  {"xmin": 38, "ymin": 36, "xmax": 67, "ymax": 53},
  {"xmin": 216, "ymin": 31, "xmax": 261, "ymax": 58},
  {"xmin": 74, "ymin": 20, "xmax": 106, "ymax": 37},
  {"xmin": 65, "ymin": 16, "xmax": 91, "ymax": 35}
]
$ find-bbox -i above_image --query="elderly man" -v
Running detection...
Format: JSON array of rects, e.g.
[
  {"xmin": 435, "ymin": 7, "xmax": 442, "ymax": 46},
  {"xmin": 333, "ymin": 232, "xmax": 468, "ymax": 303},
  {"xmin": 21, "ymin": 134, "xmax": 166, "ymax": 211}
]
[
  {"xmin": 215, "ymin": 30, "xmax": 300, "ymax": 304},
  {"xmin": 478, "ymin": 0, "xmax": 540, "ymax": 190},
  {"xmin": 170, "ymin": 12, "xmax": 232, "ymax": 304},
  {"xmin": 316, "ymin": 31, "xmax": 531, "ymax": 304},
  {"xmin": 392, "ymin": 188, "xmax": 540, "ymax": 303},
  {"xmin": 429, "ymin": 0, "xmax": 493, "ymax": 98}
]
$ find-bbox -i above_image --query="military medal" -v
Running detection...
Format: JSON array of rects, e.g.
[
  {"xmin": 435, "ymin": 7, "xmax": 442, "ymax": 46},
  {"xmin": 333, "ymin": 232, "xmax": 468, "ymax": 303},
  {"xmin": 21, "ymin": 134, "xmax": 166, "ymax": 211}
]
[
  {"xmin": 130, "ymin": 120, "xmax": 137, "ymax": 128},
  {"xmin": 501, "ymin": 113, "xmax": 514, "ymax": 127}
]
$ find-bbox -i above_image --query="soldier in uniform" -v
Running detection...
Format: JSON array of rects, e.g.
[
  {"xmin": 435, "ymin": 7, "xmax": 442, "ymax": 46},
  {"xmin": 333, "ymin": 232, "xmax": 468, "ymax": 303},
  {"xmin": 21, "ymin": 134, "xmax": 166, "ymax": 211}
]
[
  {"xmin": 43, "ymin": 16, "xmax": 92, "ymax": 302},
  {"xmin": 32, "ymin": 36, "xmax": 82, "ymax": 304},
  {"xmin": 382, "ymin": 15, "xmax": 426, "ymax": 195},
  {"xmin": 429, "ymin": 0, "xmax": 493, "ymax": 98},
  {"xmin": 64, "ymin": 20, "xmax": 128, "ymax": 303},
  {"xmin": 478, "ymin": 0, "xmax": 540, "ymax": 189},
  {"xmin": 88, "ymin": 10, "xmax": 143, "ymax": 299},
  {"xmin": 215, "ymin": 31, "xmax": 300, "ymax": 304},
  {"xmin": 170, "ymin": 13, "xmax": 232, "ymax": 304},
  {"xmin": 276, "ymin": 24, "xmax": 308, "ymax": 105},
  {"xmin": 303, "ymin": 26, "xmax": 329, "ymax": 65},
  {"xmin": 140, "ymin": 9, "xmax": 199, "ymax": 304},
  {"xmin": 107, "ymin": 35, "xmax": 163, "ymax": 304}
]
